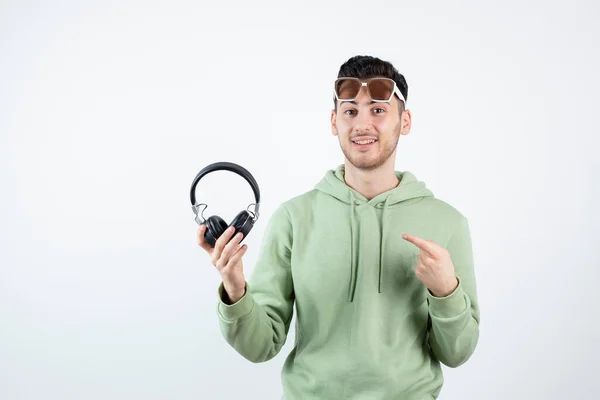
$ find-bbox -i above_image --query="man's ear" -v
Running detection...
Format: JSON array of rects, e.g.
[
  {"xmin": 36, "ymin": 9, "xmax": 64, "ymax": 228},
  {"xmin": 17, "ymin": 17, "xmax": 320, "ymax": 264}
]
[
  {"xmin": 400, "ymin": 108, "xmax": 412, "ymax": 136},
  {"xmin": 331, "ymin": 109, "xmax": 338, "ymax": 136}
]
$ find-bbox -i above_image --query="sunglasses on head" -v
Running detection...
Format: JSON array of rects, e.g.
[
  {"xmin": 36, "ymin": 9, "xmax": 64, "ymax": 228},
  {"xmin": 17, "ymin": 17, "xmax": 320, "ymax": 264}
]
[{"xmin": 334, "ymin": 77, "xmax": 406, "ymax": 105}]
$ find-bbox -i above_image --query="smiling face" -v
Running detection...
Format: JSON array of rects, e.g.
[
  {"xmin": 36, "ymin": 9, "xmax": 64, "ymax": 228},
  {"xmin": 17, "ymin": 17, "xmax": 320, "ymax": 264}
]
[{"xmin": 331, "ymin": 81, "xmax": 411, "ymax": 171}]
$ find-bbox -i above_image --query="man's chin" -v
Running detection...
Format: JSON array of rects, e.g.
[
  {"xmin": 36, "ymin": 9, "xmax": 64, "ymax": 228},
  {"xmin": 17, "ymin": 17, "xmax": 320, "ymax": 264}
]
[
  {"xmin": 345, "ymin": 155, "xmax": 385, "ymax": 171},
  {"xmin": 340, "ymin": 144, "xmax": 394, "ymax": 170}
]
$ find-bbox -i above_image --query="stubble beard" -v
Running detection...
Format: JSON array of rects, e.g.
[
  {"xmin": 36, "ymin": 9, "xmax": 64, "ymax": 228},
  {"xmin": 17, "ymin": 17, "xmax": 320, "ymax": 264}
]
[{"xmin": 339, "ymin": 126, "xmax": 401, "ymax": 171}]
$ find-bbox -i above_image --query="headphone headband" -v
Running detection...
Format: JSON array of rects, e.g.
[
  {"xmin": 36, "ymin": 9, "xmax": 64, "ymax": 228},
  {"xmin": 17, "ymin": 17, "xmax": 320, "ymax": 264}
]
[{"xmin": 190, "ymin": 162, "xmax": 261, "ymax": 223}]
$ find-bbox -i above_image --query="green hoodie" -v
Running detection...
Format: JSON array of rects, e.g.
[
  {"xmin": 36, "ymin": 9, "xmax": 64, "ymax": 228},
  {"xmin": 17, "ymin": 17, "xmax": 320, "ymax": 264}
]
[{"xmin": 216, "ymin": 164, "xmax": 480, "ymax": 399}]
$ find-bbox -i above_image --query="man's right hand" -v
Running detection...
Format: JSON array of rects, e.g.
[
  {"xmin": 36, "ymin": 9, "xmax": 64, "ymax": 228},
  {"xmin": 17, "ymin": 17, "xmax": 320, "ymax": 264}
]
[{"xmin": 197, "ymin": 224, "xmax": 248, "ymax": 304}]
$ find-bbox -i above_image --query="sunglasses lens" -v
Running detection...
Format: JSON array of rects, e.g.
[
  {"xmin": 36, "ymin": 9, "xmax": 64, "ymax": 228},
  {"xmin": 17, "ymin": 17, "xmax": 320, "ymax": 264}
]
[
  {"xmin": 335, "ymin": 79, "xmax": 361, "ymax": 100},
  {"xmin": 368, "ymin": 79, "xmax": 395, "ymax": 101}
]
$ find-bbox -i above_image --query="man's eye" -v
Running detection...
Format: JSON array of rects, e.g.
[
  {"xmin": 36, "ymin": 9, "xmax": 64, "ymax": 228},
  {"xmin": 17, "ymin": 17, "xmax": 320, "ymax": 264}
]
[
  {"xmin": 373, "ymin": 108, "xmax": 385, "ymax": 114},
  {"xmin": 344, "ymin": 109, "xmax": 357, "ymax": 116}
]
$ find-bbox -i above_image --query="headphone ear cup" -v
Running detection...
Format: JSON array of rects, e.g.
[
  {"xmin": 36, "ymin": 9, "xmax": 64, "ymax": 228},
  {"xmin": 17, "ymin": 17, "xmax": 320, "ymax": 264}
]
[
  {"xmin": 229, "ymin": 210, "xmax": 254, "ymax": 239},
  {"xmin": 204, "ymin": 215, "xmax": 228, "ymax": 247}
]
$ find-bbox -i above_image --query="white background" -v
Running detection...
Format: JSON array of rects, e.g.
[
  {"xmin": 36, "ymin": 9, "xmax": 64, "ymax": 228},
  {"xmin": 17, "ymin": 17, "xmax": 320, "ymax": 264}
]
[{"xmin": 1, "ymin": 0, "xmax": 599, "ymax": 399}]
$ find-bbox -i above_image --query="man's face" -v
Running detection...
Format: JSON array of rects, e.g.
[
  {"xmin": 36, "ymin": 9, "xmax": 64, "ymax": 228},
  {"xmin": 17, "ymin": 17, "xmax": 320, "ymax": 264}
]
[{"xmin": 331, "ymin": 83, "xmax": 411, "ymax": 171}]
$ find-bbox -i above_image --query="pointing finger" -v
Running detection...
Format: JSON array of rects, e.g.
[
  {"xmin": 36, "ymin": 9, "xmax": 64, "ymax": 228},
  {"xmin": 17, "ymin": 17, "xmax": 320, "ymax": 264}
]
[{"xmin": 402, "ymin": 233, "xmax": 438, "ymax": 258}]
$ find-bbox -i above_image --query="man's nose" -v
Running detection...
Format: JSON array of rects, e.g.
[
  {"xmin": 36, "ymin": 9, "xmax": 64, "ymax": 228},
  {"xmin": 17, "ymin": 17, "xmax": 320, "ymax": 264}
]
[{"xmin": 353, "ymin": 111, "xmax": 374, "ymax": 133}]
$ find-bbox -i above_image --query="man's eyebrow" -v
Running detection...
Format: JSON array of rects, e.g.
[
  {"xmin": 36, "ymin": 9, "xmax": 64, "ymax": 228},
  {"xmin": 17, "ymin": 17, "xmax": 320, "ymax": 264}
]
[{"xmin": 340, "ymin": 100, "xmax": 377, "ymax": 106}]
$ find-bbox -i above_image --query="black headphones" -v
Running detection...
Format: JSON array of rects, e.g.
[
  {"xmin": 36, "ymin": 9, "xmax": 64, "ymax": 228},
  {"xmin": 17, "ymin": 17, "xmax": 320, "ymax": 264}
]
[{"xmin": 190, "ymin": 162, "xmax": 261, "ymax": 247}]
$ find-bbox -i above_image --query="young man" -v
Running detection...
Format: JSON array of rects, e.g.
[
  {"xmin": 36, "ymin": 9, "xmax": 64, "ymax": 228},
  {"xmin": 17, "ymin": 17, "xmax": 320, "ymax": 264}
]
[{"xmin": 197, "ymin": 55, "xmax": 480, "ymax": 399}]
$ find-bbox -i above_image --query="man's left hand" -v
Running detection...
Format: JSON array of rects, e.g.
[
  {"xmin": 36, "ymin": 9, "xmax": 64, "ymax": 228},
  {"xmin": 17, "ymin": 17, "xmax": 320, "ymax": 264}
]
[{"xmin": 402, "ymin": 233, "xmax": 459, "ymax": 297}]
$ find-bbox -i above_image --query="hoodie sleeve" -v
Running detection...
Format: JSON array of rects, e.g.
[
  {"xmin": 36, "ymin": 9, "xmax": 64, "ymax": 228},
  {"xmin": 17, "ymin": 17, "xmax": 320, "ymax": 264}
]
[
  {"xmin": 426, "ymin": 215, "xmax": 480, "ymax": 368},
  {"xmin": 216, "ymin": 203, "xmax": 295, "ymax": 363}
]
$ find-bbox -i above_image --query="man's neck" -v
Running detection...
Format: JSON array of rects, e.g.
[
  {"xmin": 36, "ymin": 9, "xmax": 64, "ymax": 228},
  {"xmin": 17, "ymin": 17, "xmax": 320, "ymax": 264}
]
[{"xmin": 343, "ymin": 158, "xmax": 400, "ymax": 201}]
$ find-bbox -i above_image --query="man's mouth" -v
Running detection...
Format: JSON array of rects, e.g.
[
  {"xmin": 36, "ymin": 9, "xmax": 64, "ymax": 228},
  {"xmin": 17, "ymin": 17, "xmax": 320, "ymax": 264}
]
[{"xmin": 351, "ymin": 136, "xmax": 377, "ymax": 148}]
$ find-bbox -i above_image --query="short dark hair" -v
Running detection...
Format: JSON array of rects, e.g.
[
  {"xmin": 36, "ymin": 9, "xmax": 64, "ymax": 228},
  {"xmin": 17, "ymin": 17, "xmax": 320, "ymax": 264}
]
[{"xmin": 333, "ymin": 55, "xmax": 408, "ymax": 114}]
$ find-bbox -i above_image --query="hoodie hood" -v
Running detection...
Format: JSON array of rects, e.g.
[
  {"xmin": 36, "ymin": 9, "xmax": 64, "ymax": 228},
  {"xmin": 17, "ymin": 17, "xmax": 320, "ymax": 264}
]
[{"xmin": 314, "ymin": 164, "xmax": 434, "ymax": 302}]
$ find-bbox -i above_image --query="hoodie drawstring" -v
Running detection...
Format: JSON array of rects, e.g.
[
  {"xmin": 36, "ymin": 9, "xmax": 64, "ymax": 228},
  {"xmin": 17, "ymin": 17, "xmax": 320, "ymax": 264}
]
[
  {"xmin": 379, "ymin": 195, "xmax": 390, "ymax": 294},
  {"xmin": 347, "ymin": 191, "xmax": 390, "ymax": 302},
  {"xmin": 348, "ymin": 191, "xmax": 358, "ymax": 302}
]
